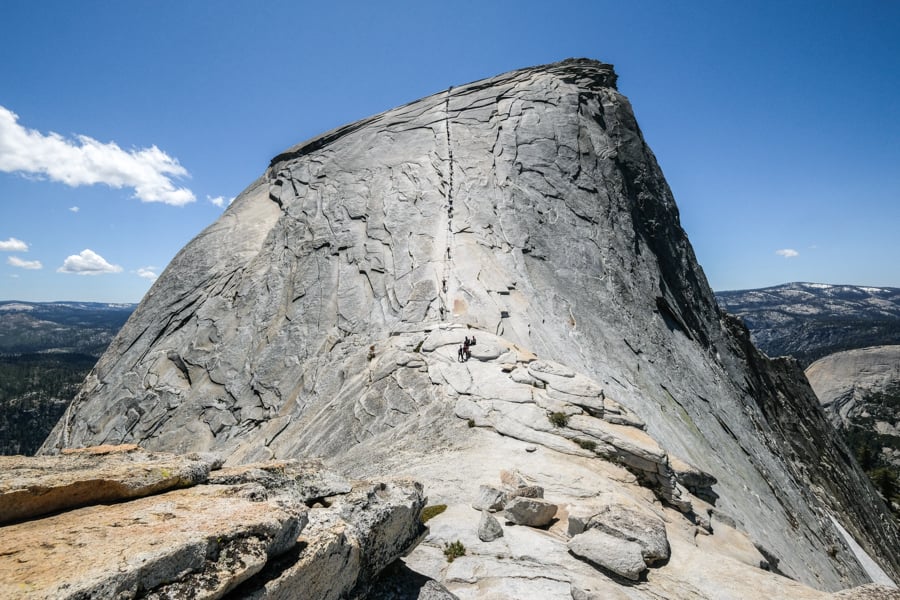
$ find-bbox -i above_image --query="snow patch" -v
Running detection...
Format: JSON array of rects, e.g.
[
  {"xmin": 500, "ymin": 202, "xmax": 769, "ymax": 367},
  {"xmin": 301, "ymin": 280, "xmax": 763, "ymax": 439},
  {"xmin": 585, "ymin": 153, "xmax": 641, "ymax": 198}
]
[
  {"xmin": 829, "ymin": 515, "xmax": 897, "ymax": 587},
  {"xmin": 0, "ymin": 303, "xmax": 34, "ymax": 311}
]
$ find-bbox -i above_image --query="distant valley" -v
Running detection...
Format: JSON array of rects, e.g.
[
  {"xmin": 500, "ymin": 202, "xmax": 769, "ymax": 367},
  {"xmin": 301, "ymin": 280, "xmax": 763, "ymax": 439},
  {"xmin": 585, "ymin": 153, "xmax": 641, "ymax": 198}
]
[
  {"xmin": 0, "ymin": 301, "xmax": 136, "ymax": 455},
  {"xmin": 0, "ymin": 301, "xmax": 136, "ymax": 356},
  {"xmin": 715, "ymin": 283, "xmax": 900, "ymax": 513}
]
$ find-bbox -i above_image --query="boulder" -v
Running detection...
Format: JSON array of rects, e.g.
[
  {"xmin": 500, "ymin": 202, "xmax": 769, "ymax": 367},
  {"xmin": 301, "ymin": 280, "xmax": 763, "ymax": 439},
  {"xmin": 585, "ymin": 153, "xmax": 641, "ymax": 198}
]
[
  {"xmin": 471, "ymin": 485, "xmax": 508, "ymax": 512},
  {"xmin": 510, "ymin": 485, "xmax": 544, "ymax": 499},
  {"xmin": 478, "ymin": 511, "xmax": 504, "ymax": 542},
  {"xmin": 586, "ymin": 503, "xmax": 670, "ymax": 564},
  {"xmin": 241, "ymin": 480, "xmax": 427, "ymax": 599},
  {"xmin": 568, "ymin": 528, "xmax": 647, "ymax": 581},
  {"xmin": 503, "ymin": 497, "xmax": 558, "ymax": 527},
  {"xmin": 468, "ymin": 342, "xmax": 502, "ymax": 361}
]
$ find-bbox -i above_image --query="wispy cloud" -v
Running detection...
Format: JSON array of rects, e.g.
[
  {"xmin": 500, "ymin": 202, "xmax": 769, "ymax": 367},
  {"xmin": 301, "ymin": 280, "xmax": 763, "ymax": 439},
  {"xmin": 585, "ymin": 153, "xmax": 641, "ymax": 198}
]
[
  {"xmin": 136, "ymin": 266, "xmax": 158, "ymax": 280},
  {"xmin": 69, "ymin": 206, "xmax": 79, "ymax": 213},
  {"xmin": 58, "ymin": 249, "xmax": 122, "ymax": 275},
  {"xmin": 0, "ymin": 106, "xmax": 195, "ymax": 206},
  {"xmin": 0, "ymin": 237, "xmax": 28, "ymax": 251},
  {"xmin": 7, "ymin": 256, "xmax": 42, "ymax": 269},
  {"xmin": 207, "ymin": 195, "xmax": 234, "ymax": 208},
  {"xmin": 775, "ymin": 248, "xmax": 799, "ymax": 258}
]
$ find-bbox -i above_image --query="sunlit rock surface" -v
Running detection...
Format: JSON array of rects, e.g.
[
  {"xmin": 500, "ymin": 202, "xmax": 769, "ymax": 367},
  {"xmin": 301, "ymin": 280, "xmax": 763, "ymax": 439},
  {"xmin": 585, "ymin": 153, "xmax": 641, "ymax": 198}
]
[
  {"xmin": 0, "ymin": 446, "xmax": 425, "ymax": 599},
  {"xmin": 807, "ymin": 345, "xmax": 900, "ymax": 501},
  {"xmin": 41, "ymin": 59, "xmax": 899, "ymax": 597}
]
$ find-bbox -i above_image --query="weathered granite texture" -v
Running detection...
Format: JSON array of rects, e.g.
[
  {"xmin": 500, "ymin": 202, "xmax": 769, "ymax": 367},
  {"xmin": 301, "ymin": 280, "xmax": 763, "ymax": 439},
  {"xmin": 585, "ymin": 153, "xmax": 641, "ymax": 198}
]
[
  {"xmin": 0, "ymin": 447, "xmax": 426, "ymax": 599},
  {"xmin": 807, "ymin": 345, "xmax": 900, "ymax": 474},
  {"xmin": 0, "ymin": 444, "xmax": 215, "ymax": 523},
  {"xmin": 41, "ymin": 58, "xmax": 899, "ymax": 595}
]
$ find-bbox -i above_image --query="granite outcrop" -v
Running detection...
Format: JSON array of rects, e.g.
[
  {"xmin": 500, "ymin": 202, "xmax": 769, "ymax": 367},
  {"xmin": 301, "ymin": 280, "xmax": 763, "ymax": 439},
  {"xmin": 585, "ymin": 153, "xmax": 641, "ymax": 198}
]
[
  {"xmin": 0, "ymin": 445, "xmax": 426, "ymax": 599},
  {"xmin": 806, "ymin": 345, "xmax": 900, "ymax": 509},
  {"xmin": 39, "ymin": 59, "xmax": 900, "ymax": 597}
]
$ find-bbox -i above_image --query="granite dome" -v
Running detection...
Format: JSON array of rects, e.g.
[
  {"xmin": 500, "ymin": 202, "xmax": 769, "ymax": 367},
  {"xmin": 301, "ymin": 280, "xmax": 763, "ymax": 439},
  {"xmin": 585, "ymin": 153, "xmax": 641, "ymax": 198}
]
[{"xmin": 41, "ymin": 59, "xmax": 899, "ymax": 598}]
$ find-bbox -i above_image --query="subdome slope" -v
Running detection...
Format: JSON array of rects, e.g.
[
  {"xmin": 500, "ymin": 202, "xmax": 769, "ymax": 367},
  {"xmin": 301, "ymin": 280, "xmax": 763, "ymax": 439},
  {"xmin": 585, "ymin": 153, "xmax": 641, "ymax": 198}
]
[{"xmin": 43, "ymin": 59, "xmax": 899, "ymax": 594}]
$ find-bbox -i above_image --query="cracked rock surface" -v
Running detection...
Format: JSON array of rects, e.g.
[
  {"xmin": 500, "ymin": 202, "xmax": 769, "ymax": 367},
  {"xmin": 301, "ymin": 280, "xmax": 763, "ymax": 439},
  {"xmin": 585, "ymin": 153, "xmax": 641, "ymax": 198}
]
[
  {"xmin": 0, "ymin": 443, "xmax": 216, "ymax": 524},
  {"xmin": 40, "ymin": 58, "xmax": 900, "ymax": 596},
  {"xmin": 0, "ymin": 446, "xmax": 425, "ymax": 600}
]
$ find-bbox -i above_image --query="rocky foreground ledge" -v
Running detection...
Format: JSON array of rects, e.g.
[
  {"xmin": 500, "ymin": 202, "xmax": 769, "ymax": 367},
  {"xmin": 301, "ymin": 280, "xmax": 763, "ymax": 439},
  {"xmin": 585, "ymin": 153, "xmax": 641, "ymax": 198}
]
[{"xmin": 0, "ymin": 445, "xmax": 430, "ymax": 599}]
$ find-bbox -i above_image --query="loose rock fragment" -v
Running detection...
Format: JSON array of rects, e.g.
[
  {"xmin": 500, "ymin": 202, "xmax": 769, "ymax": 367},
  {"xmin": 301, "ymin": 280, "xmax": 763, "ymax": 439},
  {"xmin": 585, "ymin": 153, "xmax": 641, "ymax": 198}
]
[
  {"xmin": 568, "ymin": 528, "xmax": 647, "ymax": 581},
  {"xmin": 478, "ymin": 511, "xmax": 504, "ymax": 542},
  {"xmin": 503, "ymin": 497, "xmax": 558, "ymax": 527}
]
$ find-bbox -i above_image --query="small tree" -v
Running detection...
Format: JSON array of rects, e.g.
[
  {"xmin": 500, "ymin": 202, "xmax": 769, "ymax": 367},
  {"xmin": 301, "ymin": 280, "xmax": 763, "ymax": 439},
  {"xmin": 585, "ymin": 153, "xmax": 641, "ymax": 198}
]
[
  {"xmin": 856, "ymin": 443, "xmax": 877, "ymax": 471},
  {"xmin": 870, "ymin": 467, "xmax": 899, "ymax": 503}
]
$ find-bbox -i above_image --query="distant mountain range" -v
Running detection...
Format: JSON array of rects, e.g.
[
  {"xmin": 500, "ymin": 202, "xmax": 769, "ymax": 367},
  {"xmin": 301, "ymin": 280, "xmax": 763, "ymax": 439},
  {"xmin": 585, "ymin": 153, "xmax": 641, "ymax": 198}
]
[
  {"xmin": 715, "ymin": 282, "xmax": 900, "ymax": 366},
  {"xmin": 0, "ymin": 301, "xmax": 136, "ymax": 356}
]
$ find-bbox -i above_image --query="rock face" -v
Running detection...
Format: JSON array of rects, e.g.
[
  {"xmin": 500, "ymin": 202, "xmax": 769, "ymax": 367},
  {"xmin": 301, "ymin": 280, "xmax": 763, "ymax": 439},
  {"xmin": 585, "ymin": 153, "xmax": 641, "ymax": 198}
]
[
  {"xmin": 807, "ymin": 345, "xmax": 900, "ymax": 435},
  {"xmin": 0, "ymin": 446, "xmax": 426, "ymax": 599},
  {"xmin": 41, "ymin": 59, "xmax": 900, "ymax": 596},
  {"xmin": 807, "ymin": 346, "xmax": 900, "ymax": 504}
]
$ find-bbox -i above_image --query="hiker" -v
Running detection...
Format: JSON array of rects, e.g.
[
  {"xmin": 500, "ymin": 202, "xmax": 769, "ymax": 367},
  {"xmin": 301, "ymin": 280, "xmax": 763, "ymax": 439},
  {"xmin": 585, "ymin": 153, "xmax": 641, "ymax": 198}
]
[{"xmin": 458, "ymin": 344, "xmax": 465, "ymax": 362}]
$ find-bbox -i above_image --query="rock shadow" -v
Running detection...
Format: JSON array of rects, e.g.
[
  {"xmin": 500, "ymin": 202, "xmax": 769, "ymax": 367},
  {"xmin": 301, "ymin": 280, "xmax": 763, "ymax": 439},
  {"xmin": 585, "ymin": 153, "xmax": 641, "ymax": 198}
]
[{"xmin": 366, "ymin": 559, "xmax": 458, "ymax": 599}]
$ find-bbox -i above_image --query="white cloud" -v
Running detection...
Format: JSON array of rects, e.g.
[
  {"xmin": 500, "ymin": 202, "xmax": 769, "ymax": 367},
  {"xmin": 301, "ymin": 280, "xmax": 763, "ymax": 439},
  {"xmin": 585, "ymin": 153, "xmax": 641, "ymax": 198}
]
[
  {"xmin": 0, "ymin": 106, "xmax": 195, "ymax": 206},
  {"xmin": 136, "ymin": 266, "xmax": 158, "ymax": 280},
  {"xmin": 7, "ymin": 256, "xmax": 42, "ymax": 269},
  {"xmin": 0, "ymin": 237, "xmax": 28, "ymax": 251},
  {"xmin": 208, "ymin": 195, "xmax": 234, "ymax": 208},
  {"xmin": 776, "ymin": 248, "xmax": 799, "ymax": 258},
  {"xmin": 69, "ymin": 206, "xmax": 79, "ymax": 213},
  {"xmin": 57, "ymin": 249, "xmax": 122, "ymax": 275}
]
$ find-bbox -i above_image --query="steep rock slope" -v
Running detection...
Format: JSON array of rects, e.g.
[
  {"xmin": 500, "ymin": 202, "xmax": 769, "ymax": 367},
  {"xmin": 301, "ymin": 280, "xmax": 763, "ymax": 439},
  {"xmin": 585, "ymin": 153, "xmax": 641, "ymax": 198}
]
[{"xmin": 43, "ymin": 59, "xmax": 899, "ymax": 595}]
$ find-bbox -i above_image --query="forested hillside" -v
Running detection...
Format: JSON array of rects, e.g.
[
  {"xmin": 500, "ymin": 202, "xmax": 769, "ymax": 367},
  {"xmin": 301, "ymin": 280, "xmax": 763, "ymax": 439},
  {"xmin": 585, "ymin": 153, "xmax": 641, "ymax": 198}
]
[{"xmin": 0, "ymin": 302, "xmax": 134, "ymax": 455}]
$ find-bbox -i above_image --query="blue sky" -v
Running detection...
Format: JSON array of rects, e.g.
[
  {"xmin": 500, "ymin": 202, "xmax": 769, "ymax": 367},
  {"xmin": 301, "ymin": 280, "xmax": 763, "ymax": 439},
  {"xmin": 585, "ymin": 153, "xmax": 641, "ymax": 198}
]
[{"xmin": 1, "ymin": 1, "xmax": 898, "ymax": 302}]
